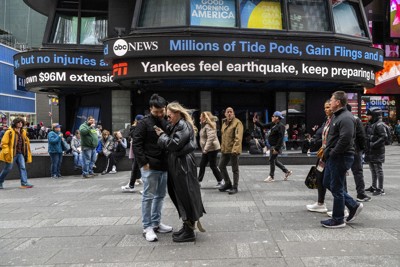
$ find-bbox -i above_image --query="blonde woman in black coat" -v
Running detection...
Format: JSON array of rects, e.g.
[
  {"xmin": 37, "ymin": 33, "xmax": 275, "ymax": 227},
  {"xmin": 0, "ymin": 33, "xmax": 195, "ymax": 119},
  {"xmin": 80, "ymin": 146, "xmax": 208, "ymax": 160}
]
[{"xmin": 156, "ymin": 102, "xmax": 205, "ymax": 243}]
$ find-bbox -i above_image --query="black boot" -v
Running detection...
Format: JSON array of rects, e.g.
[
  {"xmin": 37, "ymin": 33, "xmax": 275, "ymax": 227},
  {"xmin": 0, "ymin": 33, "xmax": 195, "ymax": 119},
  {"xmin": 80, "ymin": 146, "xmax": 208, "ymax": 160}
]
[
  {"xmin": 173, "ymin": 222, "xmax": 195, "ymax": 242},
  {"xmin": 172, "ymin": 223, "xmax": 185, "ymax": 238}
]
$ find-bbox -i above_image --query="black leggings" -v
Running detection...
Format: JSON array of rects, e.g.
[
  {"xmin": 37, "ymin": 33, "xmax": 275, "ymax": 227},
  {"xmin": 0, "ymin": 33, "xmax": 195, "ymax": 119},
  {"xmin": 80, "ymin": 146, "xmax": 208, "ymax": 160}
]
[
  {"xmin": 317, "ymin": 170, "xmax": 327, "ymax": 204},
  {"xmin": 129, "ymin": 158, "xmax": 141, "ymax": 187},
  {"xmin": 198, "ymin": 150, "xmax": 222, "ymax": 182},
  {"xmin": 105, "ymin": 151, "xmax": 125, "ymax": 172}
]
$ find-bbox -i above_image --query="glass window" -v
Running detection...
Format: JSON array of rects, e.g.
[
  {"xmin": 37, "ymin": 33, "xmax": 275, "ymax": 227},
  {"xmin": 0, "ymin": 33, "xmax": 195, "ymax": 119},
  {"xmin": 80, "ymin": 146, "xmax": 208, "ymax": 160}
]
[
  {"xmin": 53, "ymin": 15, "xmax": 79, "ymax": 44},
  {"xmin": 287, "ymin": 0, "xmax": 329, "ymax": 32},
  {"xmin": 139, "ymin": 0, "xmax": 186, "ymax": 27},
  {"xmin": 240, "ymin": 0, "xmax": 283, "ymax": 30},
  {"xmin": 191, "ymin": 0, "xmax": 236, "ymax": 27},
  {"xmin": 333, "ymin": 0, "xmax": 366, "ymax": 37},
  {"xmin": 288, "ymin": 92, "xmax": 305, "ymax": 113},
  {"xmin": 52, "ymin": 15, "xmax": 107, "ymax": 44},
  {"xmin": 80, "ymin": 16, "xmax": 108, "ymax": 45}
]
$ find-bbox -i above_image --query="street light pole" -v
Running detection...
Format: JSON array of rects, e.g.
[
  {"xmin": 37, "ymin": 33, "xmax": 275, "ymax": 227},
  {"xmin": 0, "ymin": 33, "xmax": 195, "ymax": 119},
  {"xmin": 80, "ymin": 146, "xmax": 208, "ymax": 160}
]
[{"xmin": 48, "ymin": 94, "xmax": 57, "ymax": 126}]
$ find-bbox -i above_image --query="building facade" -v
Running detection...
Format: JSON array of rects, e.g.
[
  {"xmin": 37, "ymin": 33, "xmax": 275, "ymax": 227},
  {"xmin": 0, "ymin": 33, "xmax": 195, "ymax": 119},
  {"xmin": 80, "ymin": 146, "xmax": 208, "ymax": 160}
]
[
  {"xmin": 0, "ymin": 0, "xmax": 58, "ymax": 127},
  {"xmin": 14, "ymin": 0, "xmax": 384, "ymax": 139},
  {"xmin": 0, "ymin": 43, "xmax": 36, "ymax": 127}
]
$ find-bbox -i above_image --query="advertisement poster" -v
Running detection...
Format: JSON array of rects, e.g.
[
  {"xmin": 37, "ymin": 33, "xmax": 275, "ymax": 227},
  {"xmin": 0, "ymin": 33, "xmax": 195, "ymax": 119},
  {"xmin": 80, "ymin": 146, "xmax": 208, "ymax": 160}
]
[
  {"xmin": 240, "ymin": 0, "xmax": 282, "ymax": 29},
  {"xmin": 191, "ymin": 0, "xmax": 236, "ymax": 27},
  {"xmin": 390, "ymin": 0, "xmax": 400, "ymax": 38}
]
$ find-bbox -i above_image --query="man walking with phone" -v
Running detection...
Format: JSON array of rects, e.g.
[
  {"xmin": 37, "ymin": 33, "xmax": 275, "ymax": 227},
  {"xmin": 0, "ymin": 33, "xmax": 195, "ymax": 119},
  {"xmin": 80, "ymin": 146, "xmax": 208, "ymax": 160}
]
[{"xmin": 132, "ymin": 94, "xmax": 172, "ymax": 242}]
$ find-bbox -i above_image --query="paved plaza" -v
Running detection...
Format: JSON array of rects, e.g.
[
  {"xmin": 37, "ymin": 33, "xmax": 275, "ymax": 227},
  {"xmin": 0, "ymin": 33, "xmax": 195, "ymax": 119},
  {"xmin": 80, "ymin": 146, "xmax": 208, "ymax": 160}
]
[{"xmin": 1, "ymin": 146, "xmax": 400, "ymax": 266}]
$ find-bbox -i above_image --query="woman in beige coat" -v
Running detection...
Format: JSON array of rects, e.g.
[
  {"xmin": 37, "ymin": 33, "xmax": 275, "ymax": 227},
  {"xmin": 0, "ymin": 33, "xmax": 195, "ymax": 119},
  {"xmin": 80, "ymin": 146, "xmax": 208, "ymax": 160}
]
[{"xmin": 198, "ymin": 111, "xmax": 223, "ymax": 187}]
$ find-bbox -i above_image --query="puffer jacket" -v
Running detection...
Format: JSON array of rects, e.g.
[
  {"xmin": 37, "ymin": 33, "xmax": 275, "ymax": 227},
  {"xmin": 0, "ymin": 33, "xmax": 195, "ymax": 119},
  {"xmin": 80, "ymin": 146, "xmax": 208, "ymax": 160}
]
[
  {"xmin": 101, "ymin": 136, "xmax": 115, "ymax": 157},
  {"xmin": 199, "ymin": 123, "xmax": 220, "ymax": 153},
  {"xmin": 220, "ymin": 117, "xmax": 243, "ymax": 154},
  {"xmin": 47, "ymin": 131, "xmax": 63, "ymax": 154},
  {"xmin": 0, "ymin": 127, "xmax": 32, "ymax": 163},
  {"xmin": 365, "ymin": 116, "xmax": 386, "ymax": 163}
]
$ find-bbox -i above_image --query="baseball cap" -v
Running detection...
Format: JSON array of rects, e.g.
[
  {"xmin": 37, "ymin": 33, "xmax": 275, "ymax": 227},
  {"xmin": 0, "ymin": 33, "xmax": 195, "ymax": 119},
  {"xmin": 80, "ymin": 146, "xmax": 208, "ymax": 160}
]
[
  {"xmin": 54, "ymin": 124, "xmax": 62, "ymax": 129},
  {"xmin": 135, "ymin": 114, "xmax": 144, "ymax": 121},
  {"xmin": 366, "ymin": 107, "xmax": 382, "ymax": 115},
  {"xmin": 273, "ymin": 111, "xmax": 284, "ymax": 119}
]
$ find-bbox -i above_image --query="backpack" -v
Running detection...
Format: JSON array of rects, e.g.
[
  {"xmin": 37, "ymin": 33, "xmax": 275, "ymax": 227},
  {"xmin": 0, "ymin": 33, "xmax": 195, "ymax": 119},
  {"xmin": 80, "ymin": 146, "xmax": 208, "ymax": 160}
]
[{"xmin": 377, "ymin": 122, "xmax": 392, "ymax": 146}]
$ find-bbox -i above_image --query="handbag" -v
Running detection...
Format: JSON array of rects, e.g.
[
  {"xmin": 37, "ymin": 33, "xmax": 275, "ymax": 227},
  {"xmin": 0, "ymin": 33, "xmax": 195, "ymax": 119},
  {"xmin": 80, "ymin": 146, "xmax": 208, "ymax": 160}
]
[
  {"xmin": 305, "ymin": 166, "xmax": 318, "ymax": 189},
  {"xmin": 61, "ymin": 139, "xmax": 70, "ymax": 152}
]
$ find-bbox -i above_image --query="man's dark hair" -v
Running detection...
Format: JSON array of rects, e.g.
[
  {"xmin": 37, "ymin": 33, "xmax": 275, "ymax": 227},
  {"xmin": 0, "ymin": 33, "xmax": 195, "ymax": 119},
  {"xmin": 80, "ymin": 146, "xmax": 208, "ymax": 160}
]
[
  {"xmin": 149, "ymin": 94, "xmax": 167, "ymax": 108},
  {"xmin": 11, "ymin": 117, "xmax": 25, "ymax": 128},
  {"xmin": 332, "ymin": 91, "xmax": 348, "ymax": 107}
]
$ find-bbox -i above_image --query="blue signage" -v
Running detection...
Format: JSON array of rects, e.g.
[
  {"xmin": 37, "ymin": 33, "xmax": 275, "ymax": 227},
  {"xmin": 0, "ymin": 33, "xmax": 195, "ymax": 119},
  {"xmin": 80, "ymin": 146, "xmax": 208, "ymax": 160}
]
[{"xmin": 191, "ymin": 0, "xmax": 236, "ymax": 27}]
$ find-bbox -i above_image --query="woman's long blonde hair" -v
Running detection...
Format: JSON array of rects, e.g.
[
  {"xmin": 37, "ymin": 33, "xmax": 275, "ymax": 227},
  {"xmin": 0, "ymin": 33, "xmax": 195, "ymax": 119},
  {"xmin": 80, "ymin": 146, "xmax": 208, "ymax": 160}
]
[
  {"xmin": 167, "ymin": 102, "xmax": 197, "ymax": 134},
  {"xmin": 201, "ymin": 111, "xmax": 217, "ymax": 130}
]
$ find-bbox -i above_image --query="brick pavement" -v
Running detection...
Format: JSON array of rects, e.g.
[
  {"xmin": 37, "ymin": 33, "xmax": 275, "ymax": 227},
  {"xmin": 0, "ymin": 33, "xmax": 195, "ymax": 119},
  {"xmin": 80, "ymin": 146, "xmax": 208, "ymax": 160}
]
[{"xmin": 0, "ymin": 146, "xmax": 400, "ymax": 266}]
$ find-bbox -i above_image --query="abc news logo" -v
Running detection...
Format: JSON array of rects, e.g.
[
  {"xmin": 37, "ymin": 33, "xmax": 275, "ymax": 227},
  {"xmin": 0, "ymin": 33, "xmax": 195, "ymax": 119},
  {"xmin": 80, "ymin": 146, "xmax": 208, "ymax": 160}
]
[
  {"xmin": 113, "ymin": 39, "xmax": 129, "ymax": 56},
  {"xmin": 113, "ymin": 39, "xmax": 159, "ymax": 56}
]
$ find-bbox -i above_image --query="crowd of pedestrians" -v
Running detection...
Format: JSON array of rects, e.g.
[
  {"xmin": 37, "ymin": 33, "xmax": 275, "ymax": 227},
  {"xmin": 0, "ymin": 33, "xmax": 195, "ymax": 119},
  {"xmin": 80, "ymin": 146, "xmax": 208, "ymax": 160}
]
[{"xmin": 0, "ymin": 90, "xmax": 395, "ymax": 239}]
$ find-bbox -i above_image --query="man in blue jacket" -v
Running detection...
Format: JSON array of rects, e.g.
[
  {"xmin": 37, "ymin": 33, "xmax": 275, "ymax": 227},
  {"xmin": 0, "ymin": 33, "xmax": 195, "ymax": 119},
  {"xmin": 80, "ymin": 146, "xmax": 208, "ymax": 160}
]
[{"xmin": 321, "ymin": 91, "xmax": 363, "ymax": 228}]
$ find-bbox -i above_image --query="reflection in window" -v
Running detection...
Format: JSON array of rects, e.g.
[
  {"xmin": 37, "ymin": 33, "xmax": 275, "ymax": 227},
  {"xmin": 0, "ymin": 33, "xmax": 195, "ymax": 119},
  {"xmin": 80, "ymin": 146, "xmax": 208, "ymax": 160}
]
[
  {"xmin": 80, "ymin": 17, "xmax": 108, "ymax": 45},
  {"xmin": 288, "ymin": 92, "xmax": 305, "ymax": 113},
  {"xmin": 53, "ymin": 15, "xmax": 78, "ymax": 44},
  {"xmin": 52, "ymin": 15, "xmax": 107, "ymax": 44},
  {"xmin": 139, "ymin": 0, "xmax": 186, "ymax": 27},
  {"xmin": 333, "ymin": 1, "xmax": 366, "ymax": 37},
  {"xmin": 287, "ymin": 0, "xmax": 329, "ymax": 32},
  {"xmin": 191, "ymin": 0, "xmax": 236, "ymax": 27},
  {"xmin": 240, "ymin": 0, "xmax": 283, "ymax": 30}
]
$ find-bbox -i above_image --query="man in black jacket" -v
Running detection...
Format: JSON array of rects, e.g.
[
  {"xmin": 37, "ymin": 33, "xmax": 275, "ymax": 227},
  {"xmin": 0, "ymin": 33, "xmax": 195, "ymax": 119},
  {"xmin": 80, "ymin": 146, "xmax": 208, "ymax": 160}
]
[
  {"xmin": 346, "ymin": 104, "xmax": 371, "ymax": 202},
  {"xmin": 254, "ymin": 111, "xmax": 292, "ymax": 182},
  {"xmin": 321, "ymin": 91, "xmax": 363, "ymax": 228},
  {"xmin": 132, "ymin": 94, "xmax": 172, "ymax": 242},
  {"xmin": 364, "ymin": 107, "xmax": 387, "ymax": 196}
]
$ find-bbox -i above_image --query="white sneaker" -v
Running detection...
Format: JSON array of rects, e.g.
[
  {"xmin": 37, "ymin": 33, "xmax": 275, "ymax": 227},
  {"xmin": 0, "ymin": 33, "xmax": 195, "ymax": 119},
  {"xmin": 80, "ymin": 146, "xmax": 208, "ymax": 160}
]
[
  {"xmin": 109, "ymin": 166, "xmax": 117, "ymax": 174},
  {"xmin": 139, "ymin": 190, "xmax": 143, "ymax": 195},
  {"xmin": 121, "ymin": 184, "xmax": 135, "ymax": 193},
  {"xmin": 154, "ymin": 223, "xmax": 173, "ymax": 233},
  {"xmin": 214, "ymin": 181, "xmax": 224, "ymax": 188},
  {"xmin": 284, "ymin": 170, "xmax": 293, "ymax": 181},
  {"xmin": 264, "ymin": 176, "xmax": 274, "ymax": 183},
  {"xmin": 327, "ymin": 209, "xmax": 349, "ymax": 218},
  {"xmin": 143, "ymin": 227, "xmax": 158, "ymax": 242},
  {"xmin": 306, "ymin": 202, "xmax": 328, "ymax": 213}
]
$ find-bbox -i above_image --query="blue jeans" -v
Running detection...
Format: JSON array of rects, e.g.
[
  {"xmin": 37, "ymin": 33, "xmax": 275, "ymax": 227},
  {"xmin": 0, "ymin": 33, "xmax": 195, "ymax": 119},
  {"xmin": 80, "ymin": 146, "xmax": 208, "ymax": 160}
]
[
  {"xmin": 82, "ymin": 148, "xmax": 97, "ymax": 175},
  {"xmin": 323, "ymin": 154, "xmax": 358, "ymax": 222},
  {"xmin": 49, "ymin": 153, "xmax": 63, "ymax": 177},
  {"xmin": 72, "ymin": 151, "xmax": 83, "ymax": 168},
  {"xmin": 140, "ymin": 168, "xmax": 168, "ymax": 229},
  {"xmin": 0, "ymin": 153, "xmax": 29, "ymax": 185}
]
